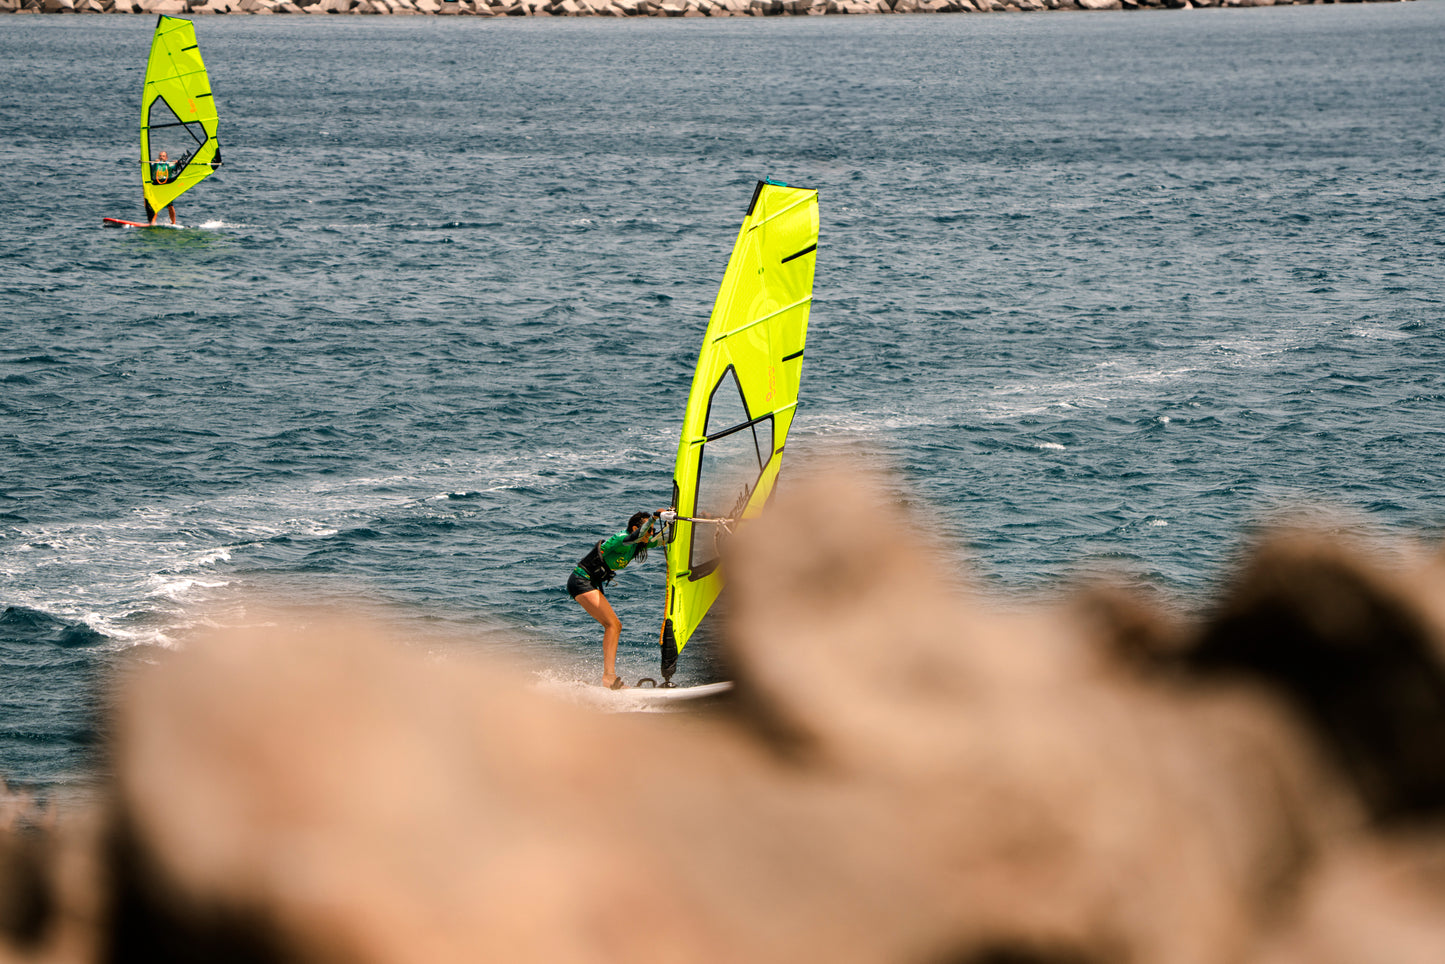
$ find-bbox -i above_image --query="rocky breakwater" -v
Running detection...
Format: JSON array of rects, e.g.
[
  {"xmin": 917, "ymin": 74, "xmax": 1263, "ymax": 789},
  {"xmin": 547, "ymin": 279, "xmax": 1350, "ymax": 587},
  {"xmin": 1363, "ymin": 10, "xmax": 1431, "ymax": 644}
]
[{"xmin": 0, "ymin": 0, "xmax": 1420, "ymax": 16}]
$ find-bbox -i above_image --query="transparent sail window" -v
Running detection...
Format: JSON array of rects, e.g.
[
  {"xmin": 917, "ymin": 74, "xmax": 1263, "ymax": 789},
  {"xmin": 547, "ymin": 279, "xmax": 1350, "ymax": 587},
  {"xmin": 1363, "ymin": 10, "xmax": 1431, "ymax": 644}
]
[
  {"xmin": 145, "ymin": 96, "xmax": 207, "ymax": 181},
  {"xmin": 690, "ymin": 367, "xmax": 774, "ymax": 574}
]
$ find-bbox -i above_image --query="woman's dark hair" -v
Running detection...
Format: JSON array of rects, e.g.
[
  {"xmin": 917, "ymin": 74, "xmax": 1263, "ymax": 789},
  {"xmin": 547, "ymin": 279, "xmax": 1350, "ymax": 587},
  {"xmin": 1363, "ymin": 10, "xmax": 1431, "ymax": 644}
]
[{"xmin": 626, "ymin": 511, "xmax": 654, "ymax": 561}]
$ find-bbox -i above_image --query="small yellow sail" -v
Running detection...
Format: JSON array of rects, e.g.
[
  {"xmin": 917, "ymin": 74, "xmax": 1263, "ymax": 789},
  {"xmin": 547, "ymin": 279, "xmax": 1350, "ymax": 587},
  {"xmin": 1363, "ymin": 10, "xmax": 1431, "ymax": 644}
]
[
  {"xmin": 659, "ymin": 180, "xmax": 819, "ymax": 678},
  {"xmin": 140, "ymin": 16, "xmax": 222, "ymax": 215}
]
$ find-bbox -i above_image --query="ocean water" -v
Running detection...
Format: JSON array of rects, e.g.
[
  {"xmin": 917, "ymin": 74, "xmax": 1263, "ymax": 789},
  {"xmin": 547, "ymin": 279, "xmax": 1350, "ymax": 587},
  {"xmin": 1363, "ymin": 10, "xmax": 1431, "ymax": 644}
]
[{"xmin": 2, "ymin": 6, "xmax": 1443, "ymax": 789}]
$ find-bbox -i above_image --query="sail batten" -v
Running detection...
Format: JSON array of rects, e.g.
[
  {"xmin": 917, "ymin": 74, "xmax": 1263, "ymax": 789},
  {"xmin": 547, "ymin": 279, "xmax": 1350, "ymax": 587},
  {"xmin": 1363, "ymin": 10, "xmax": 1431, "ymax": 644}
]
[
  {"xmin": 745, "ymin": 193, "xmax": 816, "ymax": 229},
  {"xmin": 691, "ymin": 401, "xmax": 800, "ymax": 447},
  {"xmin": 711, "ymin": 296, "xmax": 814, "ymax": 342},
  {"xmin": 658, "ymin": 180, "xmax": 820, "ymax": 674}
]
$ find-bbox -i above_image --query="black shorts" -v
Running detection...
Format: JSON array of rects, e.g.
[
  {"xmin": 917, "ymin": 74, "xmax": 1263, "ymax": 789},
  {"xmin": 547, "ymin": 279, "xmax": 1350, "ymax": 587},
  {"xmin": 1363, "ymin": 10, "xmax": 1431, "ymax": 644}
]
[{"xmin": 567, "ymin": 571, "xmax": 605, "ymax": 599}]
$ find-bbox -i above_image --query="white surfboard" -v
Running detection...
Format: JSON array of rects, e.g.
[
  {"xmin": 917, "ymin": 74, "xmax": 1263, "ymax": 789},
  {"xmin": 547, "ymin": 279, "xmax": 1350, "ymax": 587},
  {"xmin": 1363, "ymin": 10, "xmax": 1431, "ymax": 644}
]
[
  {"xmin": 535, "ymin": 679, "xmax": 733, "ymax": 713},
  {"xmin": 620, "ymin": 681, "xmax": 733, "ymax": 703}
]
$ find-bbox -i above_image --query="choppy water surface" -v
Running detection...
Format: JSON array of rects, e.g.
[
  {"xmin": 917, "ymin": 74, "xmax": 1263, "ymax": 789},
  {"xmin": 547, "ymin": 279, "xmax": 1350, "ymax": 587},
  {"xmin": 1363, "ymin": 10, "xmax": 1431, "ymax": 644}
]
[{"xmin": 2, "ymin": 7, "xmax": 1443, "ymax": 787}]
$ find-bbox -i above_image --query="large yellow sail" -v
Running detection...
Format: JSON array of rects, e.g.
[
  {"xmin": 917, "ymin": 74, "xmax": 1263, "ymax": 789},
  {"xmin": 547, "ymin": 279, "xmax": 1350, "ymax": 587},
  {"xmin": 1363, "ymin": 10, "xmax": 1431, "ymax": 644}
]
[
  {"xmin": 140, "ymin": 16, "xmax": 222, "ymax": 215},
  {"xmin": 658, "ymin": 180, "xmax": 819, "ymax": 681}
]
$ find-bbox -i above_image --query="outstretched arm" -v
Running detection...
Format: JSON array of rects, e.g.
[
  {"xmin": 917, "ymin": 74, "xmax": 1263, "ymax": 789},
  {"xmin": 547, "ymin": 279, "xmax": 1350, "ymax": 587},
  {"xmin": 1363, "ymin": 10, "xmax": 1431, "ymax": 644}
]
[{"xmin": 648, "ymin": 510, "xmax": 674, "ymax": 547}]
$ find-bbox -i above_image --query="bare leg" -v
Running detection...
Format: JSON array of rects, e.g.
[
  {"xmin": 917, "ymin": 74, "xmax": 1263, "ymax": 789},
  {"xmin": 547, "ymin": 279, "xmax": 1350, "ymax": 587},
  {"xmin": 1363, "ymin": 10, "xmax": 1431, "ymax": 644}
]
[
  {"xmin": 574, "ymin": 589, "xmax": 623, "ymax": 687},
  {"xmin": 167, "ymin": 205, "xmax": 177, "ymax": 226}
]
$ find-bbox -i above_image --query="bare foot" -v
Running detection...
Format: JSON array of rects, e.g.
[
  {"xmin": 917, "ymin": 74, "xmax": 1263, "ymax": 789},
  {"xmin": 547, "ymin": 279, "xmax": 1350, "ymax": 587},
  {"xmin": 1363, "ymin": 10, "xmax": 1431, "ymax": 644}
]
[{"xmin": 602, "ymin": 674, "xmax": 625, "ymax": 690}]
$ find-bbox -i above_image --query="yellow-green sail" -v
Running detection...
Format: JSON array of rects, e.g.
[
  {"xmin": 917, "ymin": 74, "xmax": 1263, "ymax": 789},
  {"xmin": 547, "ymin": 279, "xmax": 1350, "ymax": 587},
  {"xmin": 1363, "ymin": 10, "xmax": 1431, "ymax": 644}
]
[
  {"xmin": 658, "ymin": 180, "xmax": 819, "ymax": 681},
  {"xmin": 140, "ymin": 16, "xmax": 222, "ymax": 215}
]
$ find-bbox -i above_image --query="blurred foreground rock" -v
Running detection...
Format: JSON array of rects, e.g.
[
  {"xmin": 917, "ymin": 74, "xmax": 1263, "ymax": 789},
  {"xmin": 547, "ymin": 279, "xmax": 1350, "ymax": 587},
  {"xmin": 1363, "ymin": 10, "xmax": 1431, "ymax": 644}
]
[{"xmin": 4, "ymin": 466, "xmax": 1445, "ymax": 962}]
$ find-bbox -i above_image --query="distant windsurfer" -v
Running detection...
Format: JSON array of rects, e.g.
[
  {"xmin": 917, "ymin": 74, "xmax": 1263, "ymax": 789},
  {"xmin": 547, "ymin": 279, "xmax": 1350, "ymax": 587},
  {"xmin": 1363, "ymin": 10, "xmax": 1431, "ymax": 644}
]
[
  {"xmin": 569, "ymin": 511, "xmax": 668, "ymax": 689},
  {"xmin": 146, "ymin": 150, "xmax": 177, "ymax": 225}
]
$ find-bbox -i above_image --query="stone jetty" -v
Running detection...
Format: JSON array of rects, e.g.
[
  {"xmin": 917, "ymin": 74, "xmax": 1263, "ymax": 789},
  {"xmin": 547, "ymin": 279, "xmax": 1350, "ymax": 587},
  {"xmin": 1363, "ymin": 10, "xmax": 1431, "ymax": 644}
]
[{"xmin": 0, "ymin": 0, "xmax": 1419, "ymax": 17}]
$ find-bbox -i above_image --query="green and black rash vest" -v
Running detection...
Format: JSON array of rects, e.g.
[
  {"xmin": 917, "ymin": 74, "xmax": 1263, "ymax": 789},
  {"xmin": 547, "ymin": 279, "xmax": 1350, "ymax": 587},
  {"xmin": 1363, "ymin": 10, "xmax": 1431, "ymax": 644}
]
[{"xmin": 574, "ymin": 524, "xmax": 666, "ymax": 587}]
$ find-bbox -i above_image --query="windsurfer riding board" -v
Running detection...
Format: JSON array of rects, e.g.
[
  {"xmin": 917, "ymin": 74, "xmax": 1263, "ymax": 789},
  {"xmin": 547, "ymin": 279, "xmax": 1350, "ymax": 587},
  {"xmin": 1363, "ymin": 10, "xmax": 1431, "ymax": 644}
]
[
  {"xmin": 568, "ymin": 510, "xmax": 671, "ymax": 689},
  {"xmin": 146, "ymin": 150, "xmax": 178, "ymax": 225}
]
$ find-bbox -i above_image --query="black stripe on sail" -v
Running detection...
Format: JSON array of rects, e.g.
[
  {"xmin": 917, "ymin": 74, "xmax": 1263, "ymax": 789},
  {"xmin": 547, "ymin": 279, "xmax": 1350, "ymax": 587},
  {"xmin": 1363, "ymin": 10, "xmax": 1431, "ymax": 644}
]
[
  {"xmin": 745, "ymin": 180, "xmax": 765, "ymax": 218},
  {"xmin": 197, "ymin": 93, "xmax": 213, "ymax": 99},
  {"xmin": 183, "ymin": 45, "xmax": 198, "ymax": 51},
  {"xmin": 781, "ymin": 243, "xmax": 817, "ymax": 264},
  {"xmin": 782, "ymin": 349, "xmax": 804, "ymax": 362}
]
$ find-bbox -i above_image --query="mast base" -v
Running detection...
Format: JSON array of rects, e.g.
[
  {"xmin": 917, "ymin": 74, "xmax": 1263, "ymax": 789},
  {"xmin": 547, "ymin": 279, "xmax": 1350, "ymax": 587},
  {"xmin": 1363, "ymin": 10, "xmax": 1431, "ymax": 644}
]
[{"xmin": 660, "ymin": 618, "xmax": 679, "ymax": 686}]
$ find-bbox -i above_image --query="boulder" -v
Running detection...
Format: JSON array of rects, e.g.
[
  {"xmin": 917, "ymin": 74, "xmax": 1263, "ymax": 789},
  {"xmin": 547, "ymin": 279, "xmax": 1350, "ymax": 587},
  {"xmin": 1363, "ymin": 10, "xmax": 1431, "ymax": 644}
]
[
  {"xmin": 45, "ymin": 468, "xmax": 1441, "ymax": 964},
  {"xmin": 1075, "ymin": 0, "xmax": 1121, "ymax": 8}
]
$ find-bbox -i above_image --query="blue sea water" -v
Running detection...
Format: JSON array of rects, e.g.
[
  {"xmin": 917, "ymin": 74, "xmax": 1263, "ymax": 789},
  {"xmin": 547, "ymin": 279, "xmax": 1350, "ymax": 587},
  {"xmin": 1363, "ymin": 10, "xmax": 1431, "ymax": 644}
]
[{"xmin": 2, "ymin": 6, "xmax": 1443, "ymax": 790}]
